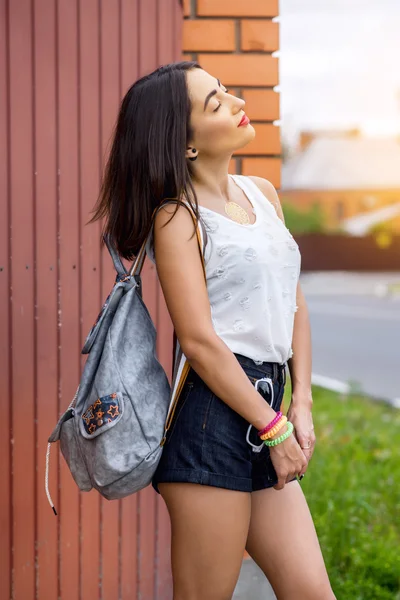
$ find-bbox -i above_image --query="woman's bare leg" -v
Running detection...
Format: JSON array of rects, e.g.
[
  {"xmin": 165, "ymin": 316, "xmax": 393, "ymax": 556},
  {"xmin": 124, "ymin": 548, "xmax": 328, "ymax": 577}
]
[
  {"xmin": 159, "ymin": 482, "xmax": 251, "ymax": 600},
  {"xmin": 246, "ymin": 480, "xmax": 336, "ymax": 600}
]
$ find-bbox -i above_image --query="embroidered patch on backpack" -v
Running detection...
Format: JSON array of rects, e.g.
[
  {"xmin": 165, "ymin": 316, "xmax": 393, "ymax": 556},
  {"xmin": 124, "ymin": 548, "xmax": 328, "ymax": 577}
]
[{"xmin": 82, "ymin": 392, "xmax": 120, "ymax": 435}]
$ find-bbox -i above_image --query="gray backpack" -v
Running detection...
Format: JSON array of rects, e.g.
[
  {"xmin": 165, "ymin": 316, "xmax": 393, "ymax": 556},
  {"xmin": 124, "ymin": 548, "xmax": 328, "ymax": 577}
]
[{"xmin": 45, "ymin": 201, "xmax": 206, "ymax": 513}]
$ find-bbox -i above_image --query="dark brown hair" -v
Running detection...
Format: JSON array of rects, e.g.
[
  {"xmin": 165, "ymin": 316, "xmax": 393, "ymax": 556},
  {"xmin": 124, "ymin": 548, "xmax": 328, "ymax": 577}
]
[{"xmin": 87, "ymin": 61, "xmax": 205, "ymax": 261}]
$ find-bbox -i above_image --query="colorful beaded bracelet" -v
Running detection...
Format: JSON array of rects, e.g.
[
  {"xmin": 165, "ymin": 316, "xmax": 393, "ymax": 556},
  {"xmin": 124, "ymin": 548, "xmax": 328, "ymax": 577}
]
[
  {"xmin": 258, "ymin": 411, "xmax": 283, "ymax": 437},
  {"xmin": 260, "ymin": 415, "xmax": 287, "ymax": 440},
  {"xmin": 263, "ymin": 421, "xmax": 294, "ymax": 447}
]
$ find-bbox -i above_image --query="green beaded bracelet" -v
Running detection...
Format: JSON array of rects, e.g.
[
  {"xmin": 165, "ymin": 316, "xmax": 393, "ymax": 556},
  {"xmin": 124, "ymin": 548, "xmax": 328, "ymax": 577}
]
[{"xmin": 263, "ymin": 421, "xmax": 294, "ymax": 447}]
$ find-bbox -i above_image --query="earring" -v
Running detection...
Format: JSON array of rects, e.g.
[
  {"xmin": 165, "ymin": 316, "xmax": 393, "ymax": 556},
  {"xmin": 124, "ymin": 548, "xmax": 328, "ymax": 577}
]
[{"xmin": 188, "ymin": 147, "xmax": 198, "ymax": 161}]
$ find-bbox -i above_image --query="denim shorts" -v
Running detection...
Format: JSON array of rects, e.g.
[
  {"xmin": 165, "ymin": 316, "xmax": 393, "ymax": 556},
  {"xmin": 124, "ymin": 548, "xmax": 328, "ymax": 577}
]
[{"xmin": 152, "ymin": 352, "xmax": 293, "ymax": 494}]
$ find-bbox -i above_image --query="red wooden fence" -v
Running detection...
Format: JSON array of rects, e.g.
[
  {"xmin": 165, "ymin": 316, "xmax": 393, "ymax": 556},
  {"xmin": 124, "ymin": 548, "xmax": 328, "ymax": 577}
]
[
  {"xmin": 295, "ymin": 233, "xmax": 400, "ymax": 271},
  {"xmin": 0, "ymin": 1, "xmax": 182, "ymax": 598}
]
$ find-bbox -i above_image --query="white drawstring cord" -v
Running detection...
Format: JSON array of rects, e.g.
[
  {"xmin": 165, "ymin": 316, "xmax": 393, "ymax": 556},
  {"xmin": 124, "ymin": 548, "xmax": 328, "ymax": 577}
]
[
  {"xmin": 45, "ymin": 442, "xmax": 57, "ymax": 515},
  {"xmin": 45, "ymin": 385, "xmax": 80, "ymax": 515}
]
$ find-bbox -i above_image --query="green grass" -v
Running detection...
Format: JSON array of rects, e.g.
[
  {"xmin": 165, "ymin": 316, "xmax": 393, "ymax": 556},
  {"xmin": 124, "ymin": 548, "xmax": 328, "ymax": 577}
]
[{"xmin": 283, "ymin": 384, "xmax": 400, "ymax": 600}]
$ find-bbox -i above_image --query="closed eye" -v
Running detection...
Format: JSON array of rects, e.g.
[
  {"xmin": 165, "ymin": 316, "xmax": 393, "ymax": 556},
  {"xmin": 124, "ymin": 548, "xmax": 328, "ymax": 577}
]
[{"xmin": 213, "ymin": 88, "xmax": 230, "ymax": 112}]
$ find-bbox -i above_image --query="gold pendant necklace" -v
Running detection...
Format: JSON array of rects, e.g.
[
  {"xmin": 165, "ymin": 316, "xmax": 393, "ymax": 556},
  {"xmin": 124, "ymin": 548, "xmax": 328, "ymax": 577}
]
[
  {"xmin": 222, "ymin": 176, "xmax": 256, "ymax": 224},
  {"xmin": 224, "ymin": 201, "xmax": 251, "ymax": 224}
]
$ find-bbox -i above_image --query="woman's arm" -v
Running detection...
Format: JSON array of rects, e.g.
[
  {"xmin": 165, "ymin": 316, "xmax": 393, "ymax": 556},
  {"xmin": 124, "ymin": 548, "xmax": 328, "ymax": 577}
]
[
  {"xmin": 249, "ymin": 176, "xmax": 316, "ymax": 466},
  {"xmin": 288, "ymin": 283, "xmax": 312, "ymax": 405},
  {"xmin": 286, "ymin": 283, "xmax": 316, "ymax": 464}
]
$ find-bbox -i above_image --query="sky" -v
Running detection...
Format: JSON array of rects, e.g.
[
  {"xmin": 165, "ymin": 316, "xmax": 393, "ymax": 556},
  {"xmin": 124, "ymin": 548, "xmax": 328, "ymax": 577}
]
[{"xmin": 277, "ymin": 0, "xmax": 400, "ymax": 147}]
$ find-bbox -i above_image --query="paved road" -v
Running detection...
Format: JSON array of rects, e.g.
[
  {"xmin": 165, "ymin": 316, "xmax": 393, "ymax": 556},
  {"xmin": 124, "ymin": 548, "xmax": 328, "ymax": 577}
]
[
  {"xmin": 301, "ymin": 272, "xmax": 399, "ymax": 404},
  {"xmin": 233, "ymin": 559, "xmax": 276, "ymax": 599}
]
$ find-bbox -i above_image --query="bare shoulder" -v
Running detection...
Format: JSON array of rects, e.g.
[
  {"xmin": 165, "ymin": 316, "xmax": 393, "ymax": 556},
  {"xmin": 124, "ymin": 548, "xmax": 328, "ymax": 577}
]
[
  {"xmin": 248, "ymin": 175, "xmax": 276, "ymax": 197},
  {"xmin": 153, "ymin": 199, "xmax": 194, "ymax": 233},
  {"xmin": 152, "ymin": 199, "xmax": 214, "ymax": 356},
  {"xmin": 248, "ymin": 175, "xmax": 285, "ymax": 224}
]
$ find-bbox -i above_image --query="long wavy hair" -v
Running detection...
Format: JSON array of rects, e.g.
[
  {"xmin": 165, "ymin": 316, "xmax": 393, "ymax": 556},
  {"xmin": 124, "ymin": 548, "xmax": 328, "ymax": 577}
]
[{"xmin": 87, "ymin": 61, "xmax": 207, "ymax": 262}]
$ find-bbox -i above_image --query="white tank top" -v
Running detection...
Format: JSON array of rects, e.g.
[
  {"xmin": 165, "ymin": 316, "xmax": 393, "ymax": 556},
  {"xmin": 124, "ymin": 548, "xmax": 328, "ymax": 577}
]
[{"xmin": 145, "ymin": 174, "xmax": 301, "ymax": 366}]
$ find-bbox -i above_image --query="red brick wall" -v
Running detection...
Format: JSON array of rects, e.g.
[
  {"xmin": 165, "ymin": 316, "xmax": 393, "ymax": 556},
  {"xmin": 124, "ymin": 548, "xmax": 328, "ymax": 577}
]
[{"xmin": 183, "ymin": 0, "xmax": 281, "ymax": 188}]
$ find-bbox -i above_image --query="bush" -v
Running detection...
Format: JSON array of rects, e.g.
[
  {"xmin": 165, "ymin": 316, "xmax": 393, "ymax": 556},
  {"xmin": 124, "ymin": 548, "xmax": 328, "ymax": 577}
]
[
  {"xmin": 281, "ymin": 200, "xmax": 327, "ymax": 234},
  {"xmin": 368, "ymin": 219, "xmax": 397, "ymax": 236}
]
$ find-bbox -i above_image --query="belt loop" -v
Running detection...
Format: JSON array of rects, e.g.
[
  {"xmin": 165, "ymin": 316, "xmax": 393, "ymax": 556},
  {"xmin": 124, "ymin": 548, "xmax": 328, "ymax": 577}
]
[{"xmin": 273, "ymin": 362, "xmax": 277, "ymax": 382}]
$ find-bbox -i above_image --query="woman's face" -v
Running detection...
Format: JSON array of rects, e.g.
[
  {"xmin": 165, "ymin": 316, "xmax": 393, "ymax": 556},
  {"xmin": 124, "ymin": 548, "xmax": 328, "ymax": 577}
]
[{"xmin": 186, "ymin": 68, "xmax": 255, "ymax": 159}]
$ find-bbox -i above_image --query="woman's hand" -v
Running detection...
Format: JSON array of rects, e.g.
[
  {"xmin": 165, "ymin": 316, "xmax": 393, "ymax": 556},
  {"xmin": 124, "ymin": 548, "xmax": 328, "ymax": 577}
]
[
  {"xmin": 269, "ymin": 425, "xmax": 308, "ymax": 491},
  {"xmin": 286, "ymin": 396, "xmax": 316, "ymax": 475}
]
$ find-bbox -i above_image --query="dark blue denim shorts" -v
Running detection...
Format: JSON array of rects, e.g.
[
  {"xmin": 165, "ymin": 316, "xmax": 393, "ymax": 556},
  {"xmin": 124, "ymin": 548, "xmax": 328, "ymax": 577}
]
[{"xmin": 152, "ymin": 352, "xmax": 291, "ymax": 494}]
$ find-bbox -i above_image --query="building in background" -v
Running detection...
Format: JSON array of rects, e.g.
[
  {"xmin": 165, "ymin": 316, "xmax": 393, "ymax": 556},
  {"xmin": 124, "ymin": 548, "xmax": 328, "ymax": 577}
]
[{"xmin": 281, "ymin": 132, "xmax": 400, "ymax": 235}]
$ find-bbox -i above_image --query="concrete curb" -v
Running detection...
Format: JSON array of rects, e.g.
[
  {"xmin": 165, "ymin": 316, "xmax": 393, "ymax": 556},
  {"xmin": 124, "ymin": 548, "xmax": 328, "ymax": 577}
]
[{"xmin": 311, "ymin": 372, "xmax": 400, "ymax": 409}]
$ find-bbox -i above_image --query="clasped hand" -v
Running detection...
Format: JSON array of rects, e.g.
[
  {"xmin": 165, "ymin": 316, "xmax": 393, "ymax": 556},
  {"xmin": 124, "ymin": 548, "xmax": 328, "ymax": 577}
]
[{"xmin": 269, "ymin": 397, "xmax": 315, "ymax": 491}]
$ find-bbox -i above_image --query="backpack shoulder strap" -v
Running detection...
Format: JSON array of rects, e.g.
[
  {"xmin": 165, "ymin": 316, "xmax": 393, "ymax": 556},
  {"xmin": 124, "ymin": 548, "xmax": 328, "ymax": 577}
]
[{"xmin": 103, "ymin": 234, "xmax": 130, "ymax": 277}]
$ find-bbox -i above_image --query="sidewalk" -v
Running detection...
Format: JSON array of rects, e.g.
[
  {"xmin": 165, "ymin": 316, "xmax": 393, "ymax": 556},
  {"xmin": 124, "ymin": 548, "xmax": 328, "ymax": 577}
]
[
  {"xmin": 299, "ymin": 271, "xmax": 400, "ymax": 296},
  {"xmin": 233, "ymin": 559, "xmax": 276, "ymax": 599}
]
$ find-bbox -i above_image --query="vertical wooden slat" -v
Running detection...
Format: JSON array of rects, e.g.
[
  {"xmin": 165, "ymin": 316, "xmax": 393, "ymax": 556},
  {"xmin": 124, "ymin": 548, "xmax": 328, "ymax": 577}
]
[
  {"xmin": 33, "ymin": 0, "xmax": 59, "ymax": 598},
  {"xmin": 136, "ymin": 3, "xmax": 159, "ymax": 597},
  {"xmin": 57, "ymin": 0, "xmax": 81, "ymax": 597},
  {"xmin": 0, "ymin": 0, "xmax": 11, "ymax": 598},
  {"xmin": 119, "ymin": 3, "xmax": 140, "ymax": 597},
  {"xmin": 158, "ymin": 0, "xmax": 175, "ymax": 66},
  {"xmin": 8, "ymin": 0, "xmax": 36, "ymax": 597},
  {"xmin": 173, "ymin": 0, "xmax": 183, "ymax": 61},
  {"xmin": 139, "ymin": 0, "xmax": 157, "ymax": 76},
  {"xmin": 120, "ymin": 495, "xmax": 139, "ymax": 599},
  {"xmin": 138, "ymin": 0, "xmax": 159, "ymax": 598},
  {"xmin": 138, "ymin": 487, "xmax": 157, "ymax": 600},
  {"xmin": 121, "ymin": 0, "xmax": 139, "ymax": 94},
  {"xmin": 79, "ymin": 0, "xmax": 101, "ymax": 597},
  {"xmin": 154, "ymin": 4, "xmax": 179, "ymax": 596},
  {"xmin": 99, "ymin": 1, "xmax": 121, "ymax": 598}
]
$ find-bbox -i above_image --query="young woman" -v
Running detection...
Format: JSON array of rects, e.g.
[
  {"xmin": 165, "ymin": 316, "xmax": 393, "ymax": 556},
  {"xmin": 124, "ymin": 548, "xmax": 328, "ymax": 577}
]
[{"xmin": 90, "ymin": 62, "xmax": 335, "ymax": 600}]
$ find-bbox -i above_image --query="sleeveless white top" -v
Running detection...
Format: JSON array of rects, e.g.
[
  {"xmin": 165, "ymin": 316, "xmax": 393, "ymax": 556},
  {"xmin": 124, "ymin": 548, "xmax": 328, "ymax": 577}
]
[{"xmin": 145, "ymin": 174, "xmax": 301, "ymax": 366}]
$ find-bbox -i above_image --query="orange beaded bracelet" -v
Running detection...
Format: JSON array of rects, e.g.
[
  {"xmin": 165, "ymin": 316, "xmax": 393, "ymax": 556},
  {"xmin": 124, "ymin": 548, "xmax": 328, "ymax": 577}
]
[{"xmin": 260, "ymin": 415, "xmax": 287, "ymax": 440}]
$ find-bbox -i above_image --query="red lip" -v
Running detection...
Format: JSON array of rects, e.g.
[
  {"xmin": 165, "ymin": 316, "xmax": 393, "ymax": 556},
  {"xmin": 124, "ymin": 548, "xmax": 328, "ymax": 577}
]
[{"xmin": 238, "ymin": 114, "xmax": 250, "ymax": 127}]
